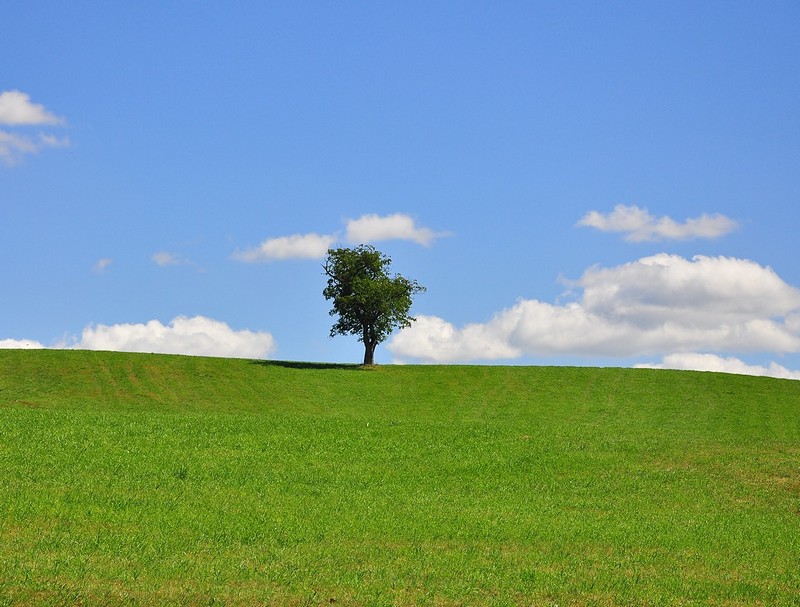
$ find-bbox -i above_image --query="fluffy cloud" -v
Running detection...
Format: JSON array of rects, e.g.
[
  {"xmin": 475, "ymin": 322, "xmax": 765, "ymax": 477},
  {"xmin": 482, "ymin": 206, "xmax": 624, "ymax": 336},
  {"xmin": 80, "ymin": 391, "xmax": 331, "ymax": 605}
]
[
  {"xmin": 233, "ymin": 213, "xmax": 448, "ymax": 262},
  {"xmin": 71, "ymin": 316, "xmax": 276, "ymax": 359},
  {"xmin": 0, "ymin": 90, "xmax": 64, "ymax": 125},
  {"xmin": 636, "ymin": 353, "xmax": 800, "ymax": 380},
  {"xmin": 390, "ymin": 315, "xmax": 523, "ymax": 363},
  {"xmin": 152, "ymin": 252, "xmax": 181, "ymax": 266},
  {"xmin": 0, "ymin": 91, "xmax": 69, "ymax": 165},
  {"xmin": 0, "ymin": 338, "xmax": 45, "ymax": 349},
  {"xmin": 577, "ymin": 204, "xmax": 738, "ymax": 241},
  {"xmin": 232, "ymin": 233, "xmax": 336, "ymax": 262},
  {"xmin": 577, "ymin": 254, "xmax": 800, "ymax": 328},
  {"xmin": 345, "ymin": 213, "xmax": 448, "ymax": 246},
  {"xmin": 389, "ymin": 254, "xmax": 800, "ymax": 363}
]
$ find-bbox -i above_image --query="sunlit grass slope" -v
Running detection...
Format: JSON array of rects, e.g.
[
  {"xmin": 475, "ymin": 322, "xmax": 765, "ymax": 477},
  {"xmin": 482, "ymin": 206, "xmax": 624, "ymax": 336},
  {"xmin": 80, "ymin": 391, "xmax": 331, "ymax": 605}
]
[{"xmin": 1, "ymin": 349, "xmax": 799, "ymax": 606}]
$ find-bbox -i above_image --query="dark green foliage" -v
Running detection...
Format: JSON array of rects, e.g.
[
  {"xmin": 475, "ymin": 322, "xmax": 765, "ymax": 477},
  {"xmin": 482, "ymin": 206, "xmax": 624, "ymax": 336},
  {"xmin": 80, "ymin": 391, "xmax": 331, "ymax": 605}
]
[{"xmin": 323, "ymin": 244, "xmax": 425, "ymax": 365}]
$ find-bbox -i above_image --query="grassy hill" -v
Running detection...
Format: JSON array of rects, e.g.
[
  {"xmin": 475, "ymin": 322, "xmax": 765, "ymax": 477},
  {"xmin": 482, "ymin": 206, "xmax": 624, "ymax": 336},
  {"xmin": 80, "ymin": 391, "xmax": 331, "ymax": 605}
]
[{"xmin": 1, "ymin": 349, "xmax": 799, "ymax": 606}]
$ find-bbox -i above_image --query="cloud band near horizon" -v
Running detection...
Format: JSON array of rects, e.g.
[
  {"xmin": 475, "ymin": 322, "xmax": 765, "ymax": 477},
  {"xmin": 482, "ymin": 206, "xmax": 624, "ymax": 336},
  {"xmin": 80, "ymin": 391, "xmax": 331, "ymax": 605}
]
[
  {"xmin": 0, "ymin": 316, "xmax": 276, "ymax": 359},
  {"xmin": 388, "ymin": 254, "xmax": 800, "ymax": 378}
]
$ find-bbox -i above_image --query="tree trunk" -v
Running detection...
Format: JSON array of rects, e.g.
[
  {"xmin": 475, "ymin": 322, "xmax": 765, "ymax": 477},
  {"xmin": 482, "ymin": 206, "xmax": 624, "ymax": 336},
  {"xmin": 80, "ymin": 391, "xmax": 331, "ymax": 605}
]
[{"xmin": 363, "ymin": 341, "xmax": 377, "ymax": 366}]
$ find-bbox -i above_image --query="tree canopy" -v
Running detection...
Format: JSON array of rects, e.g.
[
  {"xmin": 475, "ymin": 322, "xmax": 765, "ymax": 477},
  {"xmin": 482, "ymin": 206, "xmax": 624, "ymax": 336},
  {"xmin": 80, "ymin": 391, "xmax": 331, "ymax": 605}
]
[{"xmin": 323, "ymin": 245, "xmax": 425, "ymax": 366}]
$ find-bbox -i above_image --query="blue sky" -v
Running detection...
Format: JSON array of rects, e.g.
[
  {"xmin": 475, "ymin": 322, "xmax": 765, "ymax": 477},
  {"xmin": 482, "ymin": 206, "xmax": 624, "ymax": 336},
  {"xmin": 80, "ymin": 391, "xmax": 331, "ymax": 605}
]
[{"xmin": 3, "ymin": 2, "xmax": 800, "ymax": 377}]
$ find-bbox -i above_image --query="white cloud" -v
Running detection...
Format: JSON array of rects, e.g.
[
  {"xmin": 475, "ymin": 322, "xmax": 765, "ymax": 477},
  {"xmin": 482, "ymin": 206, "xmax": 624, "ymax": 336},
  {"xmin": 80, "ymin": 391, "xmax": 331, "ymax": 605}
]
[
  {"xmin": 389, "ymin": 254, "xmax": 800, "ymax": 363},
  {"xmin": 346, "ymin": 213, "xmax": 449, "ymax": 246},
  {"xmin": 37, "ymin": 133, "xmax": 70, "ymax": 148},
  {"xmin": 232, "ymin": 232, "xmax": 336, "ymax": 262},
  {"xmin": 70, "ymin": 315, "xmax": 276, "ymax": 359},
  {"xmin": 636, "ymin": 353, "xmax": 800, "ymax": 380},
  {"xmin": 0, "ymin": 338, "xmax": 45, "ymax": 349},
  {"xmin": 152, "ymin": 251, "xmax": 199, "ymax": 267},
  {"xmin": 153, "ymin": 252, "xmax": 179, "ymax": 266},
  {"xmin": 152, "ymin": 251, "xmax": 204, "ymax": 271},
  {"xmin": 0, "ymin": 90, "xmax": 64, "ymax": 125},
  {"xmin": 389, "ymin": 315, "xmax": 522, "ymax": 363},
  {"xmin": 0, "ymin": 131, "xmax": 39, "ymax": 164},
  {"xmin": 0, "ymin": 131, "xmax": 69, "ymax": 165},
  {"xmin": 0, "ymin": 91, "xmax": 69, "ymax": 165},
  {"xmin": 577, "ymin": 204, "xmax": 738, "ymax": 241},
  {"xmin": 233, "ymin": 213, "xmax": 448, "ymax": 262},
  {"xmin": 92, "ymin": 258, "xmax": 113, "ymax": 273},
  {"xmin": 577, "ymin": 254, "xmax": 800, "ymax": 327}
]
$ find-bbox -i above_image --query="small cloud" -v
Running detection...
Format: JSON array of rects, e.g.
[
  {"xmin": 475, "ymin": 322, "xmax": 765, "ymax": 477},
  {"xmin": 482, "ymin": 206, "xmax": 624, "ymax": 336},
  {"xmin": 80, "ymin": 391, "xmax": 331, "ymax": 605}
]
[
  {"xmin": 232, "ymin": 232, "xmax": 337, "ymax": 262},
  {"xmin": 152, "ymin": 251, "xmax": 204, "ymax": 271},
  {"xmin": 0, "ymin": 132, "xmax": 70, "ymax": 165},
  {"xmin": 0, "ymin": 91, "xmax": 69, "ymax": 166},
  {"xmin": 92, "ymin": 258, "xmax": 113, "ymax": 273},
  {"xmin": 38, "ymin": 133, "xmax": 70, "ymax": 148},
  {"xmin": 636, "ymin": 353, "xmax": 800, "ymax": 380},
  {"xmin": 71, "ymin": 315, "xmax": 276, "ymax": 359},
  {"xmin": 577, "ymin": 204, "xmax": 738, "ymax": 242},
  {"xmin": 0, "ymin": 90, "xmax": 64, "ymax": 125},
  {"xmin": 233, "ymin": 213, "xmax": 450, "ymax": 262},
  {"xmin": 153, "ymin": 251, "xmax": 194, "ymax": 267},
  {"xmin": 153, "ymin": 252, "xmax": 180, "ymax": 266},
  {"xmin": 0, "ymin": 338, "xmax": 45, "ymax": 349},
  {"xmin": 346, "ymin": 213, "xmax": 450, "ymax": 246}
]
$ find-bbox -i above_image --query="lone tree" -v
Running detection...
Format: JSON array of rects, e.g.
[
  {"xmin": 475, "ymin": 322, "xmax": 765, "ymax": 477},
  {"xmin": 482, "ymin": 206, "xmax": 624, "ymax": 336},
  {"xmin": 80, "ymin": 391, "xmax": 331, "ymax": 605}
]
[{"xmin": 323, "ymin": 245, "xmax": 425, "ymax": 366}]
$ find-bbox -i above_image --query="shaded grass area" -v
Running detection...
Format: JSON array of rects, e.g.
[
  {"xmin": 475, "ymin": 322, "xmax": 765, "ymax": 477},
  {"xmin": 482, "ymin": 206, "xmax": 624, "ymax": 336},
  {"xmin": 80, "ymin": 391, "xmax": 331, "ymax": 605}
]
[{"xmin": 1, "ymin": 350, "xmax": 799, "ymax": 605}]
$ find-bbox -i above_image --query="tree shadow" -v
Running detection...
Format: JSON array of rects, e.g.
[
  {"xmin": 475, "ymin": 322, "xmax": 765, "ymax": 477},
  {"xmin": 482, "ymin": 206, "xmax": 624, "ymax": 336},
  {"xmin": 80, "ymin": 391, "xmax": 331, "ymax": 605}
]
[{"xmin": 249, "ymin": 360, "xmax": 369, "ymax": 371}]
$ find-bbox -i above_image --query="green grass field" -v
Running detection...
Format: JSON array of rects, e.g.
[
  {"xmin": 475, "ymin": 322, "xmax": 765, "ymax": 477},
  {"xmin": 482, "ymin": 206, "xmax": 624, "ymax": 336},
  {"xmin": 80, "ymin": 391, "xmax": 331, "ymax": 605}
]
[{"xmin": 1, "ymin": 349, "xmax": 799, "ymax": 606}]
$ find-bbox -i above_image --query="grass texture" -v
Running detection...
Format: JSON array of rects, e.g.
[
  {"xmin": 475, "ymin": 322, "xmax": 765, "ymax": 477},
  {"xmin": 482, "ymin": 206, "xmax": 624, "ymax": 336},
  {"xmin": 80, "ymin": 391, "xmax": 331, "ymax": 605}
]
[{"xmin": 1, "ymin": 349, "xmax": 799, "ymax": 606}]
